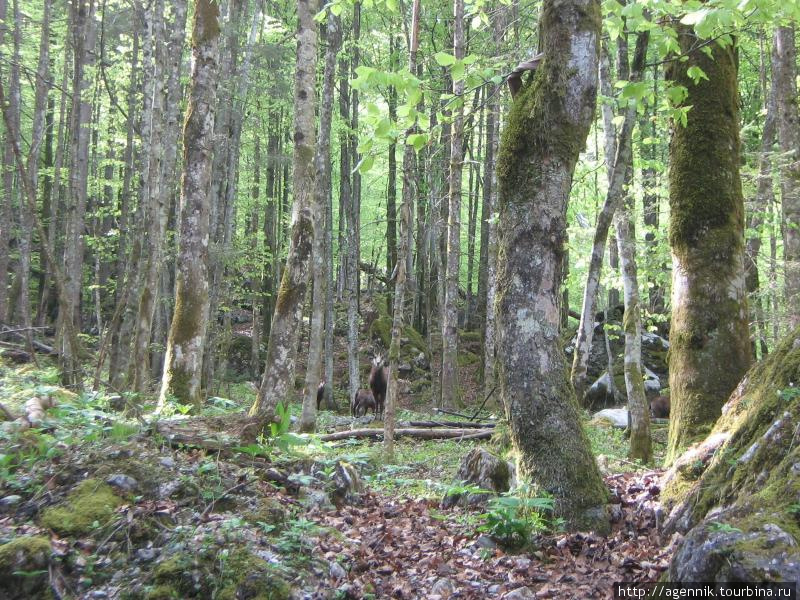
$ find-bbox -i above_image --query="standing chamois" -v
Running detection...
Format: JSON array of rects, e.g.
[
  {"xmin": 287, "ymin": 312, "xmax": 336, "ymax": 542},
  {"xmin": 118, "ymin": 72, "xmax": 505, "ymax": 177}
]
[{"xmin": 369, "ymin": 354, "xmax": 388, "ymax": 420}]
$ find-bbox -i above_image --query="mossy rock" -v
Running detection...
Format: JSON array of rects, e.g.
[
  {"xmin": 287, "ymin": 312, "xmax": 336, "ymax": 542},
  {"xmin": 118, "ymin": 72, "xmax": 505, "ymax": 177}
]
[
  {"xmin": 40, "ymin": 478, "xmax": 124, "ymax": 536},
  {"xmin": 244, "ymin": 497, "xmax": 287, "ymax": 530},
  {"xmin": 0, "ymin": 536, "xmax": 51, "ymax": 600},
  {"xmin": 367, "ymin": 316, "xmax": 428, "ymax": 359},
  {"xmin": 225, "ymin": 334, "xmax": 257, "ymax": 377},
  {"xmin": 149, "ymin": 548, "xmax": 291, "ymax": 600}
]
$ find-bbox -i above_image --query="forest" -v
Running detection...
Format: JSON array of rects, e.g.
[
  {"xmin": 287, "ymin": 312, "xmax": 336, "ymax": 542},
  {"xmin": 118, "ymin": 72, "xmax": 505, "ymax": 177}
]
[{"xmin": 1, "ymin": 0, "xmax": 800, "ymax": 597}]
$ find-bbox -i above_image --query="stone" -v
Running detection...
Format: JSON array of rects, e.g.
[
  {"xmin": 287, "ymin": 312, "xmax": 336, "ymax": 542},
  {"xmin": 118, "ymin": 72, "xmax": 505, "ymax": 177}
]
[
  {"xmin": 591, "ymin": 408, "xmax": 629, "ymax": 428},
  {"xmin": 441, "ymin": 448, "xmax": 514, "ymax": 509},
  {"xmin": 431, "ymin": 577, "xmax": 456, "ymax": 598},
  {"xmin": 0, "ymin": 495, "xmax": 22, "ymax": 509},
  {"xmin": 106, "ymin": 474, "xmax": 139, "ymax": 493},
  {"xmin": 502, "ymin": 586, "xmax": 536, "ymax": 599},
  {"xmin": 329, "ymin": 560, "xmax": 347, "ymax": 580}
]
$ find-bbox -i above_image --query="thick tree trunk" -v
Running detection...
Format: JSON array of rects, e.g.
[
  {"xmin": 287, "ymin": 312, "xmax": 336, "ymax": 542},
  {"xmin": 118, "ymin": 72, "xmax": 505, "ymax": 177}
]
[
  {"xmin": 300, "ymin": 11, "xmax": 339, "ymax": 432},
  {"xmin": 157, "ymin": 0, "xmax": 220, "ymax": 408},
  {"xmin": 665, "ymin": 28, "xmax": 751, "ymax": 464},
  {"xmin": 250, "ymin": 0, "xmax": 319, "ymax": 426},
  {"xmin": 773, "ymin": 26, "xmax": 800, "ymax": 329},
  {"xmin": 495, "ymin": 0, "xmax": 608, "ymax": 532},
  {"xmin": 440, "ymin": 0, "xmax": 465, "ymax": 408}
]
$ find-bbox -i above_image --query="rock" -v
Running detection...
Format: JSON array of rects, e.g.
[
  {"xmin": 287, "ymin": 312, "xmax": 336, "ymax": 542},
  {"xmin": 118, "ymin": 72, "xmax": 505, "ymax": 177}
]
[
  {"xmin": 585, "ymin": 372, "xmax": 625, "ymax": 408},
  {"xmin": 106, "ymin": 474, "xmax": 139, "ymax": 493},
  {"xmin": 642, "ymin": 331, "xmax": 670, "ymax": 351},
  {"xmin": 329, "ymin": 560, "xmax": 347, "ymax": 580},
  {"xmin": 669, "ymin": 518, "xmax": 800, "ymax": 583},
  {"xmin": 591, "ymin": 408, "xmax": 629, "ymax": 428},
  {"xmin": 475, "ymin": 534, "xmax": 497, "ymax": 550},
  {"xmin": 644, "ymin": 368, "xmax": 662, "ymax": 397},
  {"xmin": 431, "ymin": 577, "xmax": 456, "ymax": 598},
  {"xmin": 0, "ymin": 495, "xmax": 22, "ymax": 510},
  {"xmin": 441, "ymin": 448, "xmax": 514, "ymax": 509},
  {"xmin": 502, "ymin": 587, "xmax": 537, "ymax": 599},
  {"xmin": 159, "ymin": 456, "xmax": 176, "ymax": 469},
  {"xmin": 413, "ymin": 352, "xmax": 430, "ymax": 370},
  {"xmin": 302, "ymin": 489, "xmax": 333, "ymax": 512},
  {"xmin": 136, "ymin": 547, "xmax": 157, "ymax": 562},
  {"xmin": 398, "ymin": 363, "xmax": 413, "ymax": 375},
  {"xmin": 0, "ymin": 536, "xmax": 51, "ymax": 599},
  {"xmin": 330, "ymin": 461, "xmax": 363, "ymax": 505}
]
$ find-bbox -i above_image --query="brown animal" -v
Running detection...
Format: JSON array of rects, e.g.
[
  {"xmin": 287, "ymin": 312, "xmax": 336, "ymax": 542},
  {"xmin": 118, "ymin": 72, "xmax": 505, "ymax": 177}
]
[
  {"xmin": 352, "ymin": 389, "xmax": 376, "ymax": 417},
  {"xmin": 650, "ymin": 395, "xmax": 670, "ymax": 419},
  {"xmin": 369, "ymin": 354, "xmax": 388, "ymax": 420},
  {"xmin": 316, "ymin": 380, "xmax": 326, "ymax": 410}
]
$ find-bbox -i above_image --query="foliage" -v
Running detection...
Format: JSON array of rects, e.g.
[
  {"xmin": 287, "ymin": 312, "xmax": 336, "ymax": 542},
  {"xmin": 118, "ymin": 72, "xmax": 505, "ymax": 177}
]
[{"xmin": 477, "ymin": 488, "xmax": 555, "ymax": 549}]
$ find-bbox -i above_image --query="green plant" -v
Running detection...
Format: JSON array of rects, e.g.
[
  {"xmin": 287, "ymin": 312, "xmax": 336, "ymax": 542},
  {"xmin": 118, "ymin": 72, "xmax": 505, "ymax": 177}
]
[
  {"xmin": 708, "ymin": 522, "xmax": 742, "ymax": 534},
  {"xmin": 477, "ymin": 491, "xmax": 554, "ymax": 550}
]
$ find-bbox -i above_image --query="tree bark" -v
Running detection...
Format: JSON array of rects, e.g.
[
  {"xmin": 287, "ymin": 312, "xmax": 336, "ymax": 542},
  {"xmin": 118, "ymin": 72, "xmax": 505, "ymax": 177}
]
[
  {"xmin": 773, "ymin": 26, "xmax": 800, "ymax": 329},
  {"xmin": 249, "ymin": 0, "xmax": 319, "ymax": 426},
  {"xmin": 300, "ymin": 10, "xmax": 339, "ymax": 432},
  {"xmin": 665, "ymin": 28, "xmax": 751, "ymax": 464},
  {"xmin": 157, "ymin": 0, "xmax": 220, "ymax": 408},
  {"xmin": 495, "ymin": 0, "xmax": 608, "ymax": 532},
  {"xmin": 441, "ymin": 0, "xmax": 465, "ymax": 408}
]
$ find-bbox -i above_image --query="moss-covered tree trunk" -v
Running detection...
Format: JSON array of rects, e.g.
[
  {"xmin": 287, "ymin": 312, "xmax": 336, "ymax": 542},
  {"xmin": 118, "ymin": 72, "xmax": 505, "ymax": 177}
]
[
  {"xmin": 495, "ymin": 0, "xmax": 608, "ymax": 532},
  {"xmin": 665, "ymin": 30, "xmax": 751, "ymax": 464},
  {"xmin": 157, "ymin": 0, "xmax": 220, "ymax": 408},
  {"xmin": 773, "ymin": 26, "xmax": 800, "ymax": 330},
  {"xmin": 249, "ymin": 0, "xmax": 318, "ymax": 426},
  {"xmin": 299, "ymin": 11, "xmax": 339, "ymax": 433}
]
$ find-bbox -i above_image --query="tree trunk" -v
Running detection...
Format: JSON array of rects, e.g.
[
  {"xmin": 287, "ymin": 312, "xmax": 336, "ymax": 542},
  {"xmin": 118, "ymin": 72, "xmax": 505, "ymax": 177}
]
[
  {"xmin": 249, "ymin": 0, "xmax": 319, "ymax": 426},
  {"xmin": 385, "ymin": 0, "xmax": 420, "ymax": 461},
  {"xmin": 441, "ymin": 0, "xmax": 465, "ymax": 408},
  {"xmin": 0, "ymin": 0, "xmax": 12, "ymax": 325},
  {"xmin": 572, "ymin": 34, "xmax": 645, "ymax": 404},
  {"xmin": 773, "ymin": 26, "xmax": 800, "ymax": 329},
  {"xmin": 665, "ymin": 28, "xmax": 752, "ymax": 464},
  {"xmin": 157, "ymin": 0, "xmax": 220, "ymax": 408},
  {"xmin": 300, "ymin": 10, "xmax": 339, "ymax": 432},
  {"xmin": 495, "ymin": 0, "xmax": 608, "ymax": 532}
]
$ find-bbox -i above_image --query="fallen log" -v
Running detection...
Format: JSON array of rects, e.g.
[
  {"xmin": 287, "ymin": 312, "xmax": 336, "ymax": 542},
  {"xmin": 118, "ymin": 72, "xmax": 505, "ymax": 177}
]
[
  {"xmin": 404, "ymin": 420, "xmax": 495, "ymax": 429},
  {"xmin": 318, "ymin": 427, "xmax": 493, "ymax": 442}
]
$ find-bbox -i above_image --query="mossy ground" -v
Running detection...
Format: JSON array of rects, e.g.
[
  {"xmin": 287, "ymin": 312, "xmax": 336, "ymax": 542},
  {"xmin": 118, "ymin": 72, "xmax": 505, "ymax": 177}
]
[{"xmin": 39, "ymin": 478, "xmax": 125, "ymax": 535}]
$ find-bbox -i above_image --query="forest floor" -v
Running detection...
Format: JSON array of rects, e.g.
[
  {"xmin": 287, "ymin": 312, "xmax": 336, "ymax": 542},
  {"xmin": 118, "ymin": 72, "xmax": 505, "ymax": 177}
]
[
  {"xmin": 0, "ymin": 356, "xmax": 673, "ymax": 599},
  {"xmin": 0, "ymin": 296, "xmax": 672, "ymax": 598}
]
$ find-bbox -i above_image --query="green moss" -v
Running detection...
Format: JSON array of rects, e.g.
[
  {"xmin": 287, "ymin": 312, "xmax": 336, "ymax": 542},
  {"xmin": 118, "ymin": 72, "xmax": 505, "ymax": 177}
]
[
  {"xmin": 664, "ymin": 29, "xmax": 751, "ymax": 463},
  {"xmin": 368, "ymin": 316, "xmax": 428, "ymax": 359},
  {"xmin": 192, "ymin": 0, "xmax": 220, "ymax": 46},
  {"xmin": 457, "ymin": 351, "xmax": 479, "ymax": 367},
  {"xmin": 0, "ymin": 536, "xmax": 51, "ymax": 600},
  {"xmin": 40, "ymin": 478, "xmax": 124, "ymax": 535},
  {"xmin": 151, "ymin": 548, "xmax": 290, "ymax": 600}
]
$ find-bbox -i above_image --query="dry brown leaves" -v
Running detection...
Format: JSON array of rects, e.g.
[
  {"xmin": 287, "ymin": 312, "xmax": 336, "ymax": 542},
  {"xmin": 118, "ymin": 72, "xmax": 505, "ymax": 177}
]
[{"xmin": 307, "ymin": 470, "xmax": 672, "ymax": 599}]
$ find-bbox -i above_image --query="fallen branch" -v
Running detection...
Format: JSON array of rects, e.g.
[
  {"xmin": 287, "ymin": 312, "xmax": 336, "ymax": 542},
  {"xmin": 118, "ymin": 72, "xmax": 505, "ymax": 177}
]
[
  {"xmin": 404, "ymin": 420, "xmax": 495, "ymax": 429},
  {"xmin": 318, "ymin": 427, "xmax": 493, "ymax": 442}
]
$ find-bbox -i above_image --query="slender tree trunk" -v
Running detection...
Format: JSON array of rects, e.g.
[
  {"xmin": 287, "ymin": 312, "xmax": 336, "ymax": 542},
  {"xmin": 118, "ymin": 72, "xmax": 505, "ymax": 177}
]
[
  {"xmin": 773, "ymin": 26, "xmax": 800, "ymax": 329},
  {"xmin": 746, "ymin": 36, "xmax": 776, "ymax": 358},
  {"xmin": 441, "ymin": 0, "xmax": 465, "ymax": 408},
  {"xmin": 385, "ymin": 0, "xmax": 420, "ymax": 461},
  {"xmin": 157, "ymin": 0, "xmax": 220, "ymax": 408},
  {"xmin": 0, "ymin": 0, "xmax": 11, "ymax": 324},
  {"xmin": 386, "ymin": 36, "xmax": 398, "ymax": 313},
  {"xmin": 572, "ymin": 34, "xmax": 646, "ymax": 404},
  {"xmin": 250, "ymin": 0, "xmax": 319, "ymax": 426},
  {"xmin": 665, "ymin": 27, "xmax": 752, "ymax": 464},
  {"xmin": 495, "ymin": 0, "xmax": 608, "ymax": 532},
  {"xmin": 300, "ymin": 10, "xmax": 339, "ymax": 432}
]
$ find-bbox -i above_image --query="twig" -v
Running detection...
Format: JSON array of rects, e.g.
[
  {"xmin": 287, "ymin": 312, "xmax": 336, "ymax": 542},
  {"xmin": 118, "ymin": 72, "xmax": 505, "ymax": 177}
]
[{"xmin": 199, "ymin": 480, "xmax": 251, "ymax": 521}]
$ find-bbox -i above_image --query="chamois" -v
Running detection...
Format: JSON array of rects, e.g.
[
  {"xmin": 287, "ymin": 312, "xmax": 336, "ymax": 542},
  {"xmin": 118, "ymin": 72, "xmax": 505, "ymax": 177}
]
[
  {"xmin": 650, "ymin": 395, "xmax": 670, "ymax": 419},
  {"xmin": 369, "ymin": 354, "xmax": 388, "ymax": 420},
  {"xmin": 316, "ymin": 380, "xmax": 326, "ymax": 410},
  {"xmin": 352, "ymin": 389, "xmax": 376, "ymax": 417}
]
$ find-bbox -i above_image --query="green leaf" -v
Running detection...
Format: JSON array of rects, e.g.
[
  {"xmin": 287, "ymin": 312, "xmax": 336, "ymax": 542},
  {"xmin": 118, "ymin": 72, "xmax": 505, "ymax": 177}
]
[
  {"xmin": 434, "ymin": 52, "xmax": 456, "ymax": 66},
  {"xmin": 451, "ymin": 61, "xmax": 465, "ymax": 80},
  {"xmin": 355, "ymin": 155, "xmax": 375, "ymax": 174},
  {"xmin": 406, "ymin": 132, "xmax": 428, "ymax": 151},
  {"xmin": 686, "ymin": 65, "xmax": 709, "ymax": 84}
]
